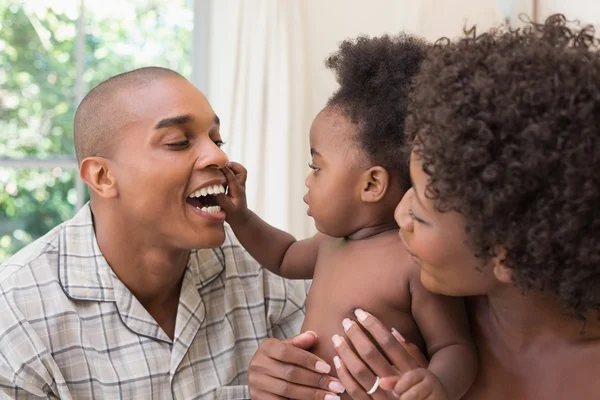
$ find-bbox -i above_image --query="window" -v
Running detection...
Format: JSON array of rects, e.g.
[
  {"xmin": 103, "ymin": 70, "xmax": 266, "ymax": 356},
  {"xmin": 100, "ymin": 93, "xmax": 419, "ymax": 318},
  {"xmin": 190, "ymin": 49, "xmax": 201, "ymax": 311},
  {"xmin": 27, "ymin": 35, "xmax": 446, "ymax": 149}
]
[{"xmin": 0, "ymin": 0, "xmax": 197, "ymax": 262}]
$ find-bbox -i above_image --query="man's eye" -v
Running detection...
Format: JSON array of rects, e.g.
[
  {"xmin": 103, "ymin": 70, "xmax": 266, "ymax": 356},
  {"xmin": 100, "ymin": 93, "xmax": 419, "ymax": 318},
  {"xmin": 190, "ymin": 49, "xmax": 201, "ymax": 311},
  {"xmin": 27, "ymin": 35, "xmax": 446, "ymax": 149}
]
[{"xmin": 166, "ymin": 140, "xmax": 190, "ymax": 148}]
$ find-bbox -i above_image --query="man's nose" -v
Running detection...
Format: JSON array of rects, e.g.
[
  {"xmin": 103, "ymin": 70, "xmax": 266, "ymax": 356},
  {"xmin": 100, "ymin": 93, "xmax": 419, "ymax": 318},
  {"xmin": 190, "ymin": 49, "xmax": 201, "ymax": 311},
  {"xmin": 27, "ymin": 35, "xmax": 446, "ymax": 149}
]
[{"xmin": 195, "ymin": 139, "xmax": 229, "ymax": 169}]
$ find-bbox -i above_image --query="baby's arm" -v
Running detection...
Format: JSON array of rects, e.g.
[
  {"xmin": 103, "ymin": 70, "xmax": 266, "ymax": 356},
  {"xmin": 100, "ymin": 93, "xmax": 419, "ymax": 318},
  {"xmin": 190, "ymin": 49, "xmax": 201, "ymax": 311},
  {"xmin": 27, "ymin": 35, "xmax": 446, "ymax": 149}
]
[
  {"xmin": 229, "ymin": 209, "xmax": 322, "ymax": 279},
  {"xmin": 218, "ymin": 162, "xmax": 322, "ymax": 279},
  {"xmin": 410, "ymin": 271, "xmax": 478, "ymax": 399}
]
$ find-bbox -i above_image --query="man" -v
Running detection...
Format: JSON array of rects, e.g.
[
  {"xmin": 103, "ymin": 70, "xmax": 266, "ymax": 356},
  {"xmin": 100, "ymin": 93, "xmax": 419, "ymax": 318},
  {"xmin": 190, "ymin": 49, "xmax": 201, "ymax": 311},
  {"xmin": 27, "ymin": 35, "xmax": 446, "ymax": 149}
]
[{"xmin": 0, "ymin": 67, "xmax": 338, "ymax": 399}]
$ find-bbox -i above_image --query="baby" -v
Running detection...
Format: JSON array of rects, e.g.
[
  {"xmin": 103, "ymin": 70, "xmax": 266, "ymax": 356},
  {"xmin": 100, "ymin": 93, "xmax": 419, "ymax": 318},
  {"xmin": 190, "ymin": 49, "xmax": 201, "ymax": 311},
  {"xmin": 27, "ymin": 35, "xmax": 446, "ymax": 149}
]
[{"xmin": 219, "ymin": 34, "xmax": 477, "ymax": 399}]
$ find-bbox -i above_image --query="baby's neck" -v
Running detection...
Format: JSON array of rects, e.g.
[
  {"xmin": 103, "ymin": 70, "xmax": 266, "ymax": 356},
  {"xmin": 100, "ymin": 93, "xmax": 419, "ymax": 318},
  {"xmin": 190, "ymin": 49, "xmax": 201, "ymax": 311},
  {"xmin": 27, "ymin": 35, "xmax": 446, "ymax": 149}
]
[{"xmin": 346, "ymin": 222, "xmax": 398, "ymax": 240}]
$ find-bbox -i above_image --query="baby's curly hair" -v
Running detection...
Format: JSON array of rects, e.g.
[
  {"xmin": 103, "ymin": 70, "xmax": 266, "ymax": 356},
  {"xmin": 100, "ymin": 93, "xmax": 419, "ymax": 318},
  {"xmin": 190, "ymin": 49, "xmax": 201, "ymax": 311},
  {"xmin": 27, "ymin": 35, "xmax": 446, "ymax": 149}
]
[
  {"xmin": 326, "ymin": 34, "xmax": 427, "ymax": 190},
  {"xmin": 406, "ymin": 14, "xmax": 600, "ymax": 319}
]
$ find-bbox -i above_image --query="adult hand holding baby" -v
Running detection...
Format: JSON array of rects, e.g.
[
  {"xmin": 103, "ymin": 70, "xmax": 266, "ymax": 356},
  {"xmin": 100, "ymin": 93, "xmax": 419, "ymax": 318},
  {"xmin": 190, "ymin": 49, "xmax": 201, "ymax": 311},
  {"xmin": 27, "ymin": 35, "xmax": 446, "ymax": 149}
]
[
  {"xmin": 334, "ymin": 310, "xmax": 449, "ymax": 400},
  {"xmin": 248, "ymin": 330, "xmax": 346, "ymax": 400}
]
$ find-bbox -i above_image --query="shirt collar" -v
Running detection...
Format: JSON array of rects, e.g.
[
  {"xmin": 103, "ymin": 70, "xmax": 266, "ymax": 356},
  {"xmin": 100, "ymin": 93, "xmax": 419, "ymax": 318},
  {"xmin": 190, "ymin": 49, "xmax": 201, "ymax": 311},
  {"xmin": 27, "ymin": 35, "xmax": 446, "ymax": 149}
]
[{"xmin": 58, "ymin": 203, "xmax": 226, "ymax": 302}]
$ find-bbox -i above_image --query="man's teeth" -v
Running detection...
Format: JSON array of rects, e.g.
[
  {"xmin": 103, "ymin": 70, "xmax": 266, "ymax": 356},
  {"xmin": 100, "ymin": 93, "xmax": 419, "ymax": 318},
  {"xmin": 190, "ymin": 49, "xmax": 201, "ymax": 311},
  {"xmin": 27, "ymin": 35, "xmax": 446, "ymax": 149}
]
[
  {"xmin": 189, "ymin": 184, "xmax": 226, "ymax": 198},
  {"xmin": 200, "ymin": 205, "xmax": 221, "ymax": 214}
]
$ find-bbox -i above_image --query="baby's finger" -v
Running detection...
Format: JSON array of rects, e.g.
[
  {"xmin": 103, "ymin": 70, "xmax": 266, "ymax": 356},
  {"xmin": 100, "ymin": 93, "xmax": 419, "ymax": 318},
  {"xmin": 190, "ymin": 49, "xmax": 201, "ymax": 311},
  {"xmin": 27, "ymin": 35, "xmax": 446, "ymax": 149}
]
[
  {"xmin": 396, "ymin": 379, "xmax": 433, "ymax": 400},
  {"xmin": 387, "ymin": 370, "xmax": 427, "ymax": 398},
  {"xmin": 221, "ymin": 166, "xmax": 244, "ymax": 198},
  {"xmin": 226, "ymin": 161, "xmax": 248, "ymax": 185}
]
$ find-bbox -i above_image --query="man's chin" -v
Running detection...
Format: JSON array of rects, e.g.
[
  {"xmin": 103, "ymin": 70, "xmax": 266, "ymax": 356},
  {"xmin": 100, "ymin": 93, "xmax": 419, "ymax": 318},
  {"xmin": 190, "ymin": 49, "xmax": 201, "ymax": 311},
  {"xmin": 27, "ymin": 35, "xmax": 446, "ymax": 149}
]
[{"xmin": 188, "ymin": 225, "xmax": 226, "ymax": 250}]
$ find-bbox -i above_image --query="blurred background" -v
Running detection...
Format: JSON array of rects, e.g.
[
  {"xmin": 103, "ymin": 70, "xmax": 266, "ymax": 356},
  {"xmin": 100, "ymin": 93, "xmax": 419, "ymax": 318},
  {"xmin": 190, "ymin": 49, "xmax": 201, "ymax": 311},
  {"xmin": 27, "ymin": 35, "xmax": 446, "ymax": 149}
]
[{"xmin": 0, "ymin": 0, "xmax": 598, "ymax": 262}]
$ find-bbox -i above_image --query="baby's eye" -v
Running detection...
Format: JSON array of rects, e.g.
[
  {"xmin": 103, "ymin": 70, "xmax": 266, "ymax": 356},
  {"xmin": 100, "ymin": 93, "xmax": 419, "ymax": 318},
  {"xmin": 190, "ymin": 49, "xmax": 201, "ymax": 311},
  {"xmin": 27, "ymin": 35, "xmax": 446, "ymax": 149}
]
[{"xmin": 308, "ymin": 163, "xmax": 320, "ymax": 173}]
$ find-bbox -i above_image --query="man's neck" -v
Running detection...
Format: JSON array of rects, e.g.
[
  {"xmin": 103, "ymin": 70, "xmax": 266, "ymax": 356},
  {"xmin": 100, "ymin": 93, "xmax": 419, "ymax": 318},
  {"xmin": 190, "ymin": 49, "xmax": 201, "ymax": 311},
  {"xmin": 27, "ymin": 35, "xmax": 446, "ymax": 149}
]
[
  {"xmin": 91, "ymin": 206, "xmax": 188, "ymax": 312},
  {"xmin": 484, "ymin": 285, "xmax": 600, "ymax": 350}
]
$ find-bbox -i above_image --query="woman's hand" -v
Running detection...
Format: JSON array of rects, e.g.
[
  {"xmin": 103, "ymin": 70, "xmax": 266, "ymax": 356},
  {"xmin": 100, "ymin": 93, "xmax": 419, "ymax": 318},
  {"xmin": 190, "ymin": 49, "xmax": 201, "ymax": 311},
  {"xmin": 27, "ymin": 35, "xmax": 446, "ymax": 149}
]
[
  {"xmin": 248, "ymin": 331, "xmax": 346, "ymax": 399},
  {"xmin": 333, "ymin": 310, "xmax": 448, "ymax": 399}
]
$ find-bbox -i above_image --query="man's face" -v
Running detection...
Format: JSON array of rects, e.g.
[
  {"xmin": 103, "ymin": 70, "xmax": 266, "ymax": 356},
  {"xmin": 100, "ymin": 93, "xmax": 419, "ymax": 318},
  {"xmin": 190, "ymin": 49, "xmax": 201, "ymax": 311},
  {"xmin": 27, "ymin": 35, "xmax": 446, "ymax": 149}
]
[{"xmin": 109, "ymin": 76, "xmax": 229, "ymax": 250}]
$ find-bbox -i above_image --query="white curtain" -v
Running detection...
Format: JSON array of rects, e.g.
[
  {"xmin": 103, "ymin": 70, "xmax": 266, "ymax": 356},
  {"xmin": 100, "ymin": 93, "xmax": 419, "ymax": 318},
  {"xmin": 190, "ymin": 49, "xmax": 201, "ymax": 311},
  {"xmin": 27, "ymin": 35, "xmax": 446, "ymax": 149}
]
[{"xmin": 206, "ymin": 0, "xmax": 313, "ymax": 239}]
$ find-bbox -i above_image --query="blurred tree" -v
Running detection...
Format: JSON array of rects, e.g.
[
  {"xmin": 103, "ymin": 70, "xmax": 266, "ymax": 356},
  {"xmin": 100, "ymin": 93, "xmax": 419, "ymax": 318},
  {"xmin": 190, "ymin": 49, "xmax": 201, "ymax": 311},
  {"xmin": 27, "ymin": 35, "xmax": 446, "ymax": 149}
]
[{"xmin": 0, "ymin": 0, "xmax": 192, "ymax": 261}]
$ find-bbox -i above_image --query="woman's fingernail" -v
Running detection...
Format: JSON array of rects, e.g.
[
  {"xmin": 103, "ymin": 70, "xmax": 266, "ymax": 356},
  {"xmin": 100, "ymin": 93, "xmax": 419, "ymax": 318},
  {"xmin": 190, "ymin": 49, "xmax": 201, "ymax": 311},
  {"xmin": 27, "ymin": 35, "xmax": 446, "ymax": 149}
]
[
  {"xmin": 342, "ymin": 318, "xmax": 353, "ymax": 331},
  {"xmin": 329, "ymin": 381, "xmax": 346, "ymax": 393},
  {"xmin": 354, "ymin": 308, "xmax": 368, "ymax": 322},
  {"xmin": 332, "ymin": 334, "xmax": 343, "ymax": 347},
  {"xmin": 324, "ymin": 395, "xmax": 340, "ymax": 400},
  {"xmin": 391, "ymin": 327, "xmax": 406, "ymax": 342},
  {"xmin": 316, "ymin": 361, "xmax": 331, "ymax": 374},
  {"xmin": 305, "ymin": 330, "xmax": 318, "ymax": 338},
  {"xmin": 333, "ymin": 356, "xmax": 342, "ymax": 369}
]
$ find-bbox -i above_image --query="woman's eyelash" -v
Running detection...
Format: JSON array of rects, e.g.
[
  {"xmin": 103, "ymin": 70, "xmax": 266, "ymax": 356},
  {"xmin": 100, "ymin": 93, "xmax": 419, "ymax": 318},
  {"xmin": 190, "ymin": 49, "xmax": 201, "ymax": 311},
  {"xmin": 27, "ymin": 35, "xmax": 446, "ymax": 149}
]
[
  {"xmin": 308, "ymin": 163, "xmax": 320, "ymax": 171},
  {"xmin": 408, "ymin": 207, "xmax": 423, "ymax": 223},
  {"xmin": 214, "ymin": 140, "xmax": 226, "ymax": 148},
  {"xmin": 166, "ymin": 140, "xmax": 190, "ymax": 148}
]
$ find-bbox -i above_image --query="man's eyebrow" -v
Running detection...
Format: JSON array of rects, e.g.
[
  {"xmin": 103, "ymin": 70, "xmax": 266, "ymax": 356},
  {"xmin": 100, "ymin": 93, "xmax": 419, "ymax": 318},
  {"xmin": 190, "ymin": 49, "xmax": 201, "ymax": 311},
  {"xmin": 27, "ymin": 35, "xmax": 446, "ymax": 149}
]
[{"xmin": 154, "ymin": 114, "xmax": 194, "ymax": 130}]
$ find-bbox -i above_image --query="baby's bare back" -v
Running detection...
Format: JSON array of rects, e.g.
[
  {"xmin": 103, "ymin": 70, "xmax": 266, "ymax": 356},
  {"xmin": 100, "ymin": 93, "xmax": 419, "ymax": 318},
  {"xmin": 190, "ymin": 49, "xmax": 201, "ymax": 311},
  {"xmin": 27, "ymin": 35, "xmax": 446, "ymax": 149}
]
[{"xmin": 301, "ymin": 232, "xmax": 425, "ymax": 385}]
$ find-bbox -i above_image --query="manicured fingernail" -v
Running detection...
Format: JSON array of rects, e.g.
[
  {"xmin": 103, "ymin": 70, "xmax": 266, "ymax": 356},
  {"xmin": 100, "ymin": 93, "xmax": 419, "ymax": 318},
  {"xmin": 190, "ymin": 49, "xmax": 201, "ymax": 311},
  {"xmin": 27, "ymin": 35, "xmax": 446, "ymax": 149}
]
[
  {"xmin": 332, "ymin": 334, "xmax": 342, "ymax": 347},
  {"xmin": 333, "ymin": 356, "xmax": 341, "ymax": 369},
  {"xmin": 391, "ymin": 327, "xmax": 406, "ymax": 342},
  {"xmin": 342, "ymin": 318, "xmax": 353, "ymax": 331},
  {"xmin": 316, "ymin": 361, "xmax": 331, "ymax": 374},
  {"xmin": 354, "ymin": 308, "xmax": 368, "ymax": 322},
  {"xmin": 324, "ymin": 395, "xmax": 340, "ymax": 400},
  {"xmin": 329, "ymin": 381, "xmax": 346, "ymax": 393}
]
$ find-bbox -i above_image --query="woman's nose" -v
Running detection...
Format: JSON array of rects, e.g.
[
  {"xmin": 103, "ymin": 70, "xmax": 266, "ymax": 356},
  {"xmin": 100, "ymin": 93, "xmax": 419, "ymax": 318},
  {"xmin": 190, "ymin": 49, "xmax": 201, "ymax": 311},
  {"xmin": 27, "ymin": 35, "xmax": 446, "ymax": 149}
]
[{"xmin": 395, "ymin": 188, "xmax": 414, "ymax": 233}]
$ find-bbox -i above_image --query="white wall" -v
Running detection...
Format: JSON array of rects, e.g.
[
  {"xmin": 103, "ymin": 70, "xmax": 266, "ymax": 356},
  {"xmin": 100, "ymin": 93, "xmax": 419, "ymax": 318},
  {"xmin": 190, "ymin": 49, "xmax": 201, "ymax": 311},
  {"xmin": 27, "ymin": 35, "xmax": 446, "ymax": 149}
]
[
  {"xmin": 538, "ymin": 0, "xmax": 600, "ymax": 27},
  {"xmin": 302, "ymin": 0, "xmax": 504, "ymax": 119}
]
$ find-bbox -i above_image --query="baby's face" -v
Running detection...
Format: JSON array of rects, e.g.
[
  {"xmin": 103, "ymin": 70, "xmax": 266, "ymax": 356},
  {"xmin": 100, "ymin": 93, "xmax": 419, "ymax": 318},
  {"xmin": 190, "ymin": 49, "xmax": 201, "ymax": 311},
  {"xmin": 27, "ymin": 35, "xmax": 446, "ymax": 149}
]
[{"xmin": 304, "ymin": 109, "xmax": 370, "ymax": 237}]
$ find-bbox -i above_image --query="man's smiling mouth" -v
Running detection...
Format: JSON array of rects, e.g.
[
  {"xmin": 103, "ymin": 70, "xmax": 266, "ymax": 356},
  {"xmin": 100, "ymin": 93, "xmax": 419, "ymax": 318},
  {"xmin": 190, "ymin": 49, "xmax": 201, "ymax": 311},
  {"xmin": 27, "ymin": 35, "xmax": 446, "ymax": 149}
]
[{"xmin": 186, "ymin": 183, "xmax": 227, "ymax": 214}]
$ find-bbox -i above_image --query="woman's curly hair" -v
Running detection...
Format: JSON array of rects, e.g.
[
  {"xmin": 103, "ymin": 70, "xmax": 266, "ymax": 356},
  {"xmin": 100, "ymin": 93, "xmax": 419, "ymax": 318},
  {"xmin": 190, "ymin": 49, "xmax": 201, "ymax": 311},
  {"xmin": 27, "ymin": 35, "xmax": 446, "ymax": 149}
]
[
  {"xmin": 326, "ymin": 34, "xmax": 427, "ymax": 190},
  {"xmin": 406, "ymin": 14, "xmax": 600, "ymax": 319}
]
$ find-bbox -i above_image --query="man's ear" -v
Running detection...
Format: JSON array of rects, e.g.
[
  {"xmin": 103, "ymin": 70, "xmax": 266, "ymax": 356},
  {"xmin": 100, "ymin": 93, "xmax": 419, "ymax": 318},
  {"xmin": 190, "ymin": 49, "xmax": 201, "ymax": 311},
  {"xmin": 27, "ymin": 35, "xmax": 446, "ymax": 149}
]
[
  {"xmin": 80, "ymin": 157, "xmax": 118, "ymax": 199},
  {"xmin": 360, "ymin": 166, "xmax": 390, "ymax": 203},
  {"xmin": 492, "ymin": 248, "xmax": 513, "ymax": 284}
]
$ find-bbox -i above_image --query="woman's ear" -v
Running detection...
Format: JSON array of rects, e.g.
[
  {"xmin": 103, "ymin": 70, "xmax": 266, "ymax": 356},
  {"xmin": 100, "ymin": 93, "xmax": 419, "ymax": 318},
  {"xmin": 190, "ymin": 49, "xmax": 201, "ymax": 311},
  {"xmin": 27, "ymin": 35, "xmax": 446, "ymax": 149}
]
[
  {"xmin": 492, "ymin": 248, "xmax": 513, "ymax": 284},
  {"xmin": 80, "ymin": 157, "xmax": 118, "ymax": 199},
  {"xmin": 360, "ymin": 166, "xmax": 390, "ymax": 203}
]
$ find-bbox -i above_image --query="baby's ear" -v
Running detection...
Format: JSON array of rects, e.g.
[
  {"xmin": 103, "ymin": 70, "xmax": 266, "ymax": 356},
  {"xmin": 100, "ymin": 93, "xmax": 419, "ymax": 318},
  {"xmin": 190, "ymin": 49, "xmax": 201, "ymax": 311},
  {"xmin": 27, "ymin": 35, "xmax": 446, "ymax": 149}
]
[
  {"xmin": 360, "ymin": 166, "xmax": 390, "ymax": 203},
  {"xmin": 80, "ymin": 157, "xmax": 119, "ymax": 199},
  {"xmin": 492, "ymin": 248, "xmax": 513, "ymax": 284}
]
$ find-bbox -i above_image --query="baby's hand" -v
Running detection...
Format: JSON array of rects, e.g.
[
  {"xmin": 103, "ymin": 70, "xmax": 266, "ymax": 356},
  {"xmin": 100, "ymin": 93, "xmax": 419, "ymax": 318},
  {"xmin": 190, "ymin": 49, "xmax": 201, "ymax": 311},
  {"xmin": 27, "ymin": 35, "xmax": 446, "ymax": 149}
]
[
  {"xmin": 380, "ymin": 369, "xmax": 449, "ymax": 400},
  {"xmin": 217, "ymin": 162, "xmax": 251, "ymax": 226}
]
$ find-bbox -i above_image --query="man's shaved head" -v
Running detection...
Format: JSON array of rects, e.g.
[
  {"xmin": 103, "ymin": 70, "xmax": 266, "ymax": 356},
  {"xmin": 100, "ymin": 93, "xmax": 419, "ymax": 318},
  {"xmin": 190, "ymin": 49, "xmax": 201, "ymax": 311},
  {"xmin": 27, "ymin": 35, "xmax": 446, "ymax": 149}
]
[{"xmin": 73, "ymin": 66, "xmax": 183, "ymax": 164}]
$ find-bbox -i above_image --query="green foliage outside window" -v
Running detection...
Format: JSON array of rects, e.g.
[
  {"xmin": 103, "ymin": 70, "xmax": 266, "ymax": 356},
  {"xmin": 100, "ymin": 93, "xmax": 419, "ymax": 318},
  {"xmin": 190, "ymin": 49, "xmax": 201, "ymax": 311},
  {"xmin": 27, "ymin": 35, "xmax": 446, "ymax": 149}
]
[{"xmin": 0, "ymin": 0, "xmax": 192, "ymax": 262}]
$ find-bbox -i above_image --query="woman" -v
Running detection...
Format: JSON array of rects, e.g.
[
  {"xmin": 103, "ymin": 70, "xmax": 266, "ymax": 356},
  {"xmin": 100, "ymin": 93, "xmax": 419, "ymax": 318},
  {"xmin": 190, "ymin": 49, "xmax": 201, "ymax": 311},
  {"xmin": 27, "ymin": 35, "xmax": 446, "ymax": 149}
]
[{"xmin": 331, "ymin": 14, "xmax": 600, "ymax": 399}]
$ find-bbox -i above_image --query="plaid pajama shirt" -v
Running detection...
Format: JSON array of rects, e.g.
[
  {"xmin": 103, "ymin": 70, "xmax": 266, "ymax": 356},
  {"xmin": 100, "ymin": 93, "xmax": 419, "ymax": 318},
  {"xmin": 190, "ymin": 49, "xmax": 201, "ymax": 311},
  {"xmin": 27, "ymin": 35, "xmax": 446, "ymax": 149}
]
[{"xmin": 0, "ymin": 204, "xmax": 307, "ymax": 399}]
